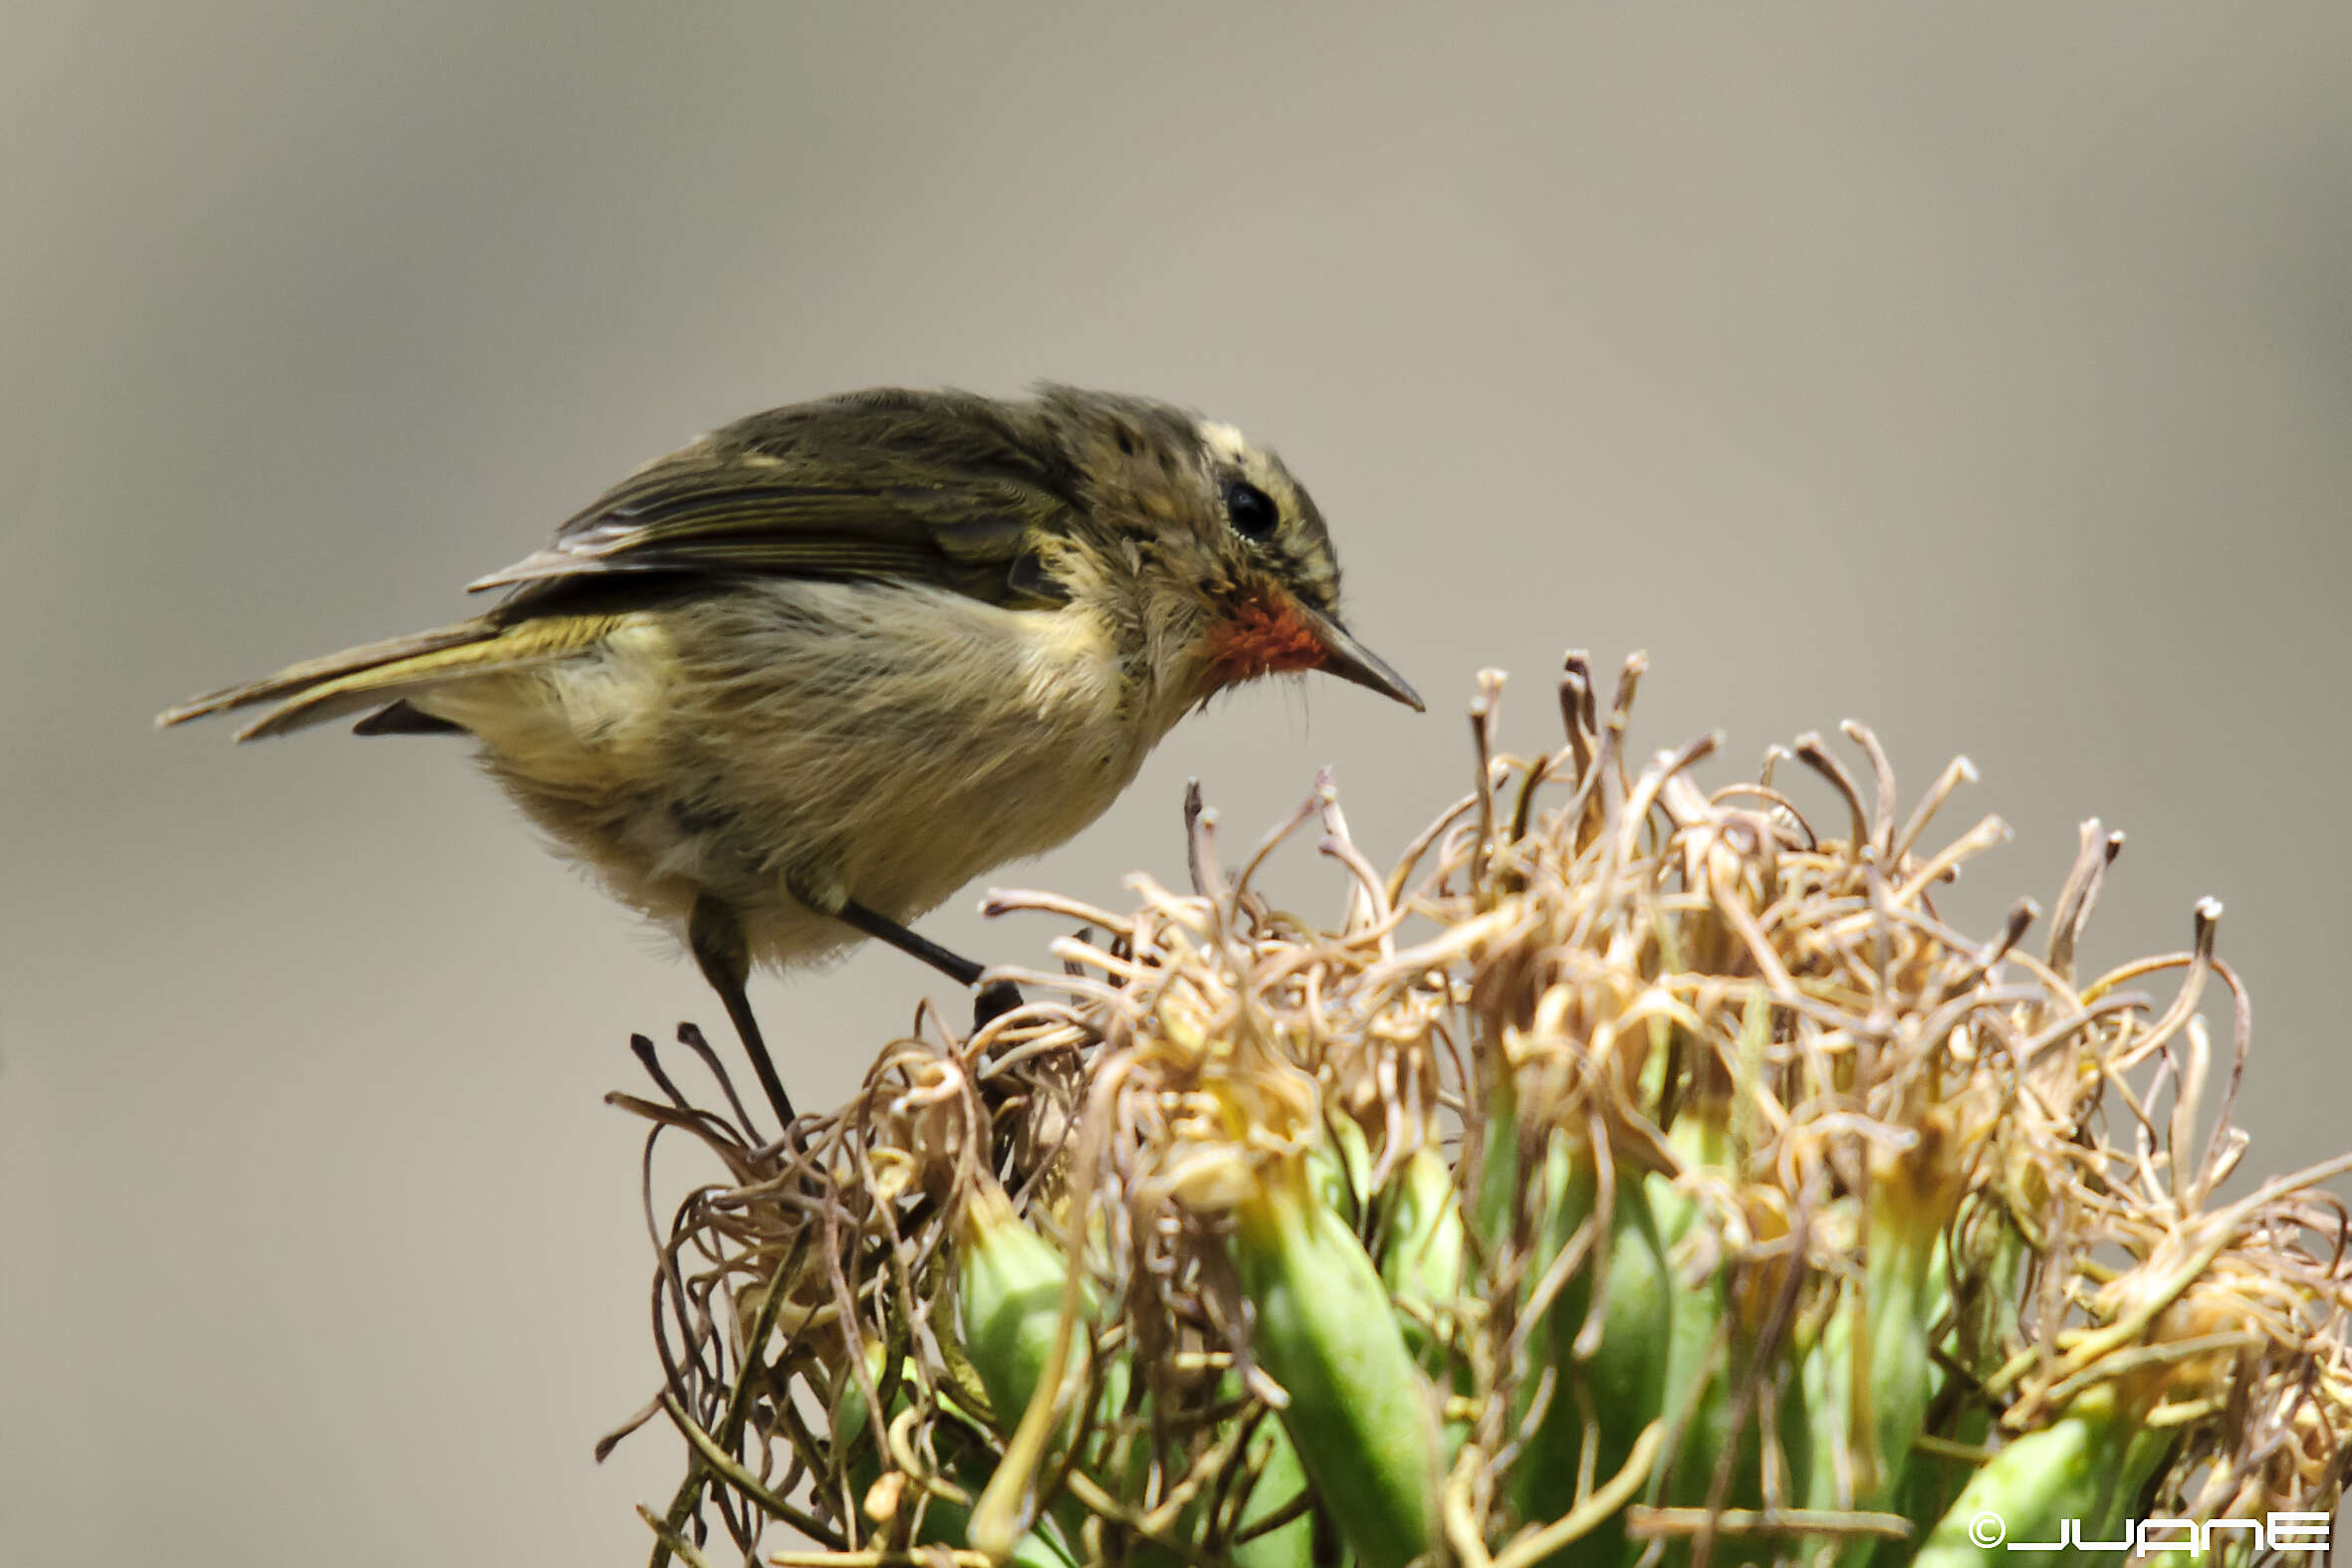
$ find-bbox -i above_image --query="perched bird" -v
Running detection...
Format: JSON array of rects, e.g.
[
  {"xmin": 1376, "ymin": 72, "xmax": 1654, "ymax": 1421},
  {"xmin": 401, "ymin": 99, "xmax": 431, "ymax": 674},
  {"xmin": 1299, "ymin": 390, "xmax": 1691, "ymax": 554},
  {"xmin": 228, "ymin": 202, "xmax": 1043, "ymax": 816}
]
[{"xmin": 160, "ymin": 384, "xmax": 1423, "ymax": 1127}]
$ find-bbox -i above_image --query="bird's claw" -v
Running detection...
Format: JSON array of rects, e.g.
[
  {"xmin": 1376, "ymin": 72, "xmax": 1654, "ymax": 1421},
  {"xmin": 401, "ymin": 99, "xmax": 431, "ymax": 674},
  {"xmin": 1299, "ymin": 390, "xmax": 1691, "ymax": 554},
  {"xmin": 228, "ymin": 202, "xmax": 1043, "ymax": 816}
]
[{"xmin": 973, "ymin": 980, "xmax": 1024, "ymax": 1030}]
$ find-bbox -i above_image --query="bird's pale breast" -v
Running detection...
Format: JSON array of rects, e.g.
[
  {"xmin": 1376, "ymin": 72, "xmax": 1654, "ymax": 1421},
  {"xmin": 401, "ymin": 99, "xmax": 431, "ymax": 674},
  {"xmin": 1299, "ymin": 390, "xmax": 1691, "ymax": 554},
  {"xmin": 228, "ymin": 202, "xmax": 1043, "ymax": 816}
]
[{"xmin": 423, "ymin": 578, "xmax": 1151, "ymax": 968}]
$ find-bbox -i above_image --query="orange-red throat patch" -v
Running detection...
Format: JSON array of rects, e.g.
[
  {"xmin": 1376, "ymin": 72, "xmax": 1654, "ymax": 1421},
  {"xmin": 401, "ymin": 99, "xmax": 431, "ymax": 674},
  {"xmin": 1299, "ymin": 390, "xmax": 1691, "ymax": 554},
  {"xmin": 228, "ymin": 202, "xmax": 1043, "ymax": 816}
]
[{"xmin": 1203, "ymin": 591, "xmax": 1327, "ymax": 693}]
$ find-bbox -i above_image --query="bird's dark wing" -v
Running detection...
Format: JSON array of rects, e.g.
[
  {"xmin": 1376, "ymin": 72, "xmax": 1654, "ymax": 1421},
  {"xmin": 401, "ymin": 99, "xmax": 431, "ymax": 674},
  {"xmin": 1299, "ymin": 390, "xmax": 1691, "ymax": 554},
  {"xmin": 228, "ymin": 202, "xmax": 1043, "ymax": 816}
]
[{"xmin": 470, "ymin": 390, "xmax": 1081, "ymax": 616}]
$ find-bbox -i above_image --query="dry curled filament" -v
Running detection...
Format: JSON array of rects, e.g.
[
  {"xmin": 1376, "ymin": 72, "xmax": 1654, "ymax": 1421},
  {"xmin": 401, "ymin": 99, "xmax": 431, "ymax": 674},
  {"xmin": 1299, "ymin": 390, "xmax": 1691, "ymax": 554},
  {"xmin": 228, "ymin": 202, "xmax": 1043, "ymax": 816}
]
[{"xmin": 607, "ymin": 652, "xmax": 2352, "ymax": 1568}]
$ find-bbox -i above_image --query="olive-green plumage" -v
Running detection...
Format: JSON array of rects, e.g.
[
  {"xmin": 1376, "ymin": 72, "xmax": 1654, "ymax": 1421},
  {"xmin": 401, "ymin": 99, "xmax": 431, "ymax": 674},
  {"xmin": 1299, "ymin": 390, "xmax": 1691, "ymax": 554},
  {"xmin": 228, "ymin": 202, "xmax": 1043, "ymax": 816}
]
[{"xmin": 161, "ymin": 385, "xmax": 1420, "ymax": 1113}]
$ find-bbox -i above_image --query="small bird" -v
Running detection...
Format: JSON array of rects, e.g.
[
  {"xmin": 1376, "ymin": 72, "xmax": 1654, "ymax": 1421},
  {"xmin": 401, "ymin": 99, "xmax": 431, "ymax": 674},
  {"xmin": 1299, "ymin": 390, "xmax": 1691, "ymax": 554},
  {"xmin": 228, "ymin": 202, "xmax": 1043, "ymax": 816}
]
[{"xmin": 160, "ymin": 384, "xmax": 1423, "ymax": 1127}]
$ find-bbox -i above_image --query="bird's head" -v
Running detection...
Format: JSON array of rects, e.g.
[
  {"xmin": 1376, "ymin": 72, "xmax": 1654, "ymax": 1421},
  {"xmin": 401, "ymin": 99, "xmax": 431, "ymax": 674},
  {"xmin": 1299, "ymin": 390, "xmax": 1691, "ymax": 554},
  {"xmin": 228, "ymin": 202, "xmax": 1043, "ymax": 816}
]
[{"xmin": 1035, "ymin": 386, "xmax": 1425, "ymax": 721}]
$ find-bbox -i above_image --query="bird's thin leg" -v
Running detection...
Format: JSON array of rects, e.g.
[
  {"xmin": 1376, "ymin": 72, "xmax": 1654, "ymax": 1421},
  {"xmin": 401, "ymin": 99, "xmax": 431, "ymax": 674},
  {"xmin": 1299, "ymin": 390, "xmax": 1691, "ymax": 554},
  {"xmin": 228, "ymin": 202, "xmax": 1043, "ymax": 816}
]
[
  {"xmin": 687, "ymin": 896, "xmax": 797, "ymax": 1131},
  {"xmin": 835, "ymin": 899, "xmax": 1024, "ymax": 1027}
]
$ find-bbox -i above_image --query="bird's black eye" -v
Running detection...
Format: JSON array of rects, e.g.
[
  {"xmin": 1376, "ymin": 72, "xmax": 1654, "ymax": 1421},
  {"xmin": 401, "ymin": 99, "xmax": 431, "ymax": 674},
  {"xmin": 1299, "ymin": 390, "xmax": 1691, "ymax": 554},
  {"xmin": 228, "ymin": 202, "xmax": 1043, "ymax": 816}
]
[{"xmin": 1224, "ymin": 480, "xmax": 1279, "ymax": 541}]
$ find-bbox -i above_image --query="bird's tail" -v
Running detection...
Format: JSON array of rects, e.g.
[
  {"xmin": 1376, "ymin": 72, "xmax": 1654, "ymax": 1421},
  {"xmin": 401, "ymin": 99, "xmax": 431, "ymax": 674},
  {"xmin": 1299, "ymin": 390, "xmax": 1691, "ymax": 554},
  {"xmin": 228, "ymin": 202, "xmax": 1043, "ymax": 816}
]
[{"xmin": 156, "ymin": 615, "xmax": 611, "ymax": 741}]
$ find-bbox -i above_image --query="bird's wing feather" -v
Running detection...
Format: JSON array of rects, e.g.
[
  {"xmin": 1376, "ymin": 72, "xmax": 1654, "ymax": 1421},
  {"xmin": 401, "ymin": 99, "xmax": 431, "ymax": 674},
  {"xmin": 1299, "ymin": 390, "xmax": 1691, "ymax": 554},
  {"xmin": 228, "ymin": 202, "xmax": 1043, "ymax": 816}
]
[{"xmin": 470, "ymin": 393, "xmax": 1079, "ymax": 614}]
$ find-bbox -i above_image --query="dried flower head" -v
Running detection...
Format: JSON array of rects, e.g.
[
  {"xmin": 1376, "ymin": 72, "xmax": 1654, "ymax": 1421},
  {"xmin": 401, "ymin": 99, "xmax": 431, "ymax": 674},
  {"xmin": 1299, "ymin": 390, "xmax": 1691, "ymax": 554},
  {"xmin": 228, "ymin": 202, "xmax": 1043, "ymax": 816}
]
[{"xmin": 610, "ymin": 654, "xmax": 2352, "ymax": 1568}]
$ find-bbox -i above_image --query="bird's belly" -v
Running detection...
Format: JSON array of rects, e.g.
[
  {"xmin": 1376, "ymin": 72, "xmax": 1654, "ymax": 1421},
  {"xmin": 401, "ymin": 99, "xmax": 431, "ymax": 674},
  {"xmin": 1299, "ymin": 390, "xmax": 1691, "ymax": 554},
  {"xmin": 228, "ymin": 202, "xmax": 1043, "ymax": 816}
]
[
  {"xmin": 823, "ymin": 721, "xmax": 1133, "ymax": 909},
  {"xmin": 448, "ymin": 584, "xmax": 1145, "ymax": 966}
]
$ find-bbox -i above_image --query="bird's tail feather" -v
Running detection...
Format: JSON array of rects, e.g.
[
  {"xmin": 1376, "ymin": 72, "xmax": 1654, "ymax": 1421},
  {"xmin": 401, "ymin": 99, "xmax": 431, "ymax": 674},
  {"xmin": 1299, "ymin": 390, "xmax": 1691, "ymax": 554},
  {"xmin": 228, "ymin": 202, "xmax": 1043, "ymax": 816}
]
[{"xmin": 156, "ymin": 616, "xmax": 609, "ymax": 742}]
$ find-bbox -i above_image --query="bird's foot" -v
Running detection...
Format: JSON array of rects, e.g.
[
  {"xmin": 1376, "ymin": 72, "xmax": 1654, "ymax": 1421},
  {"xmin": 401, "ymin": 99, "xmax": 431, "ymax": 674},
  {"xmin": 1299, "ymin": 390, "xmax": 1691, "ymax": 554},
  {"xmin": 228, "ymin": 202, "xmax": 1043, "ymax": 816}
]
[{"xmin": 973, "ymin": 980, "xmax": 1024, "ymax": 1030}]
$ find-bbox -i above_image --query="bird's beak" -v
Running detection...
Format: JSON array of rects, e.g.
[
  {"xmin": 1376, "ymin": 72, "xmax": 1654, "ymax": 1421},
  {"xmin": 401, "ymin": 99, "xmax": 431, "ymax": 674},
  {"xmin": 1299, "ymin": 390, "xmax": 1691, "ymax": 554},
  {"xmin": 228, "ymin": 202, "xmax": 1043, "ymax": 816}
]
[{"xmin": 1296, "ymin": 605, "xmax": 1426, "ymax": 712}]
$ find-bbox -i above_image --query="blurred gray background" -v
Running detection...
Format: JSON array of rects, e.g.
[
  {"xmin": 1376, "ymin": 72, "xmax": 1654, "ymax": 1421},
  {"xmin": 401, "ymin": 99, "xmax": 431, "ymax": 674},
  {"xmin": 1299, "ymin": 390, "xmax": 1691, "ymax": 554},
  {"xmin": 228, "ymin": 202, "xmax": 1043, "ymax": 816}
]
[{"xmin": 6, "ymin": 4, "xmax": 2349, "ymax": 1563}]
